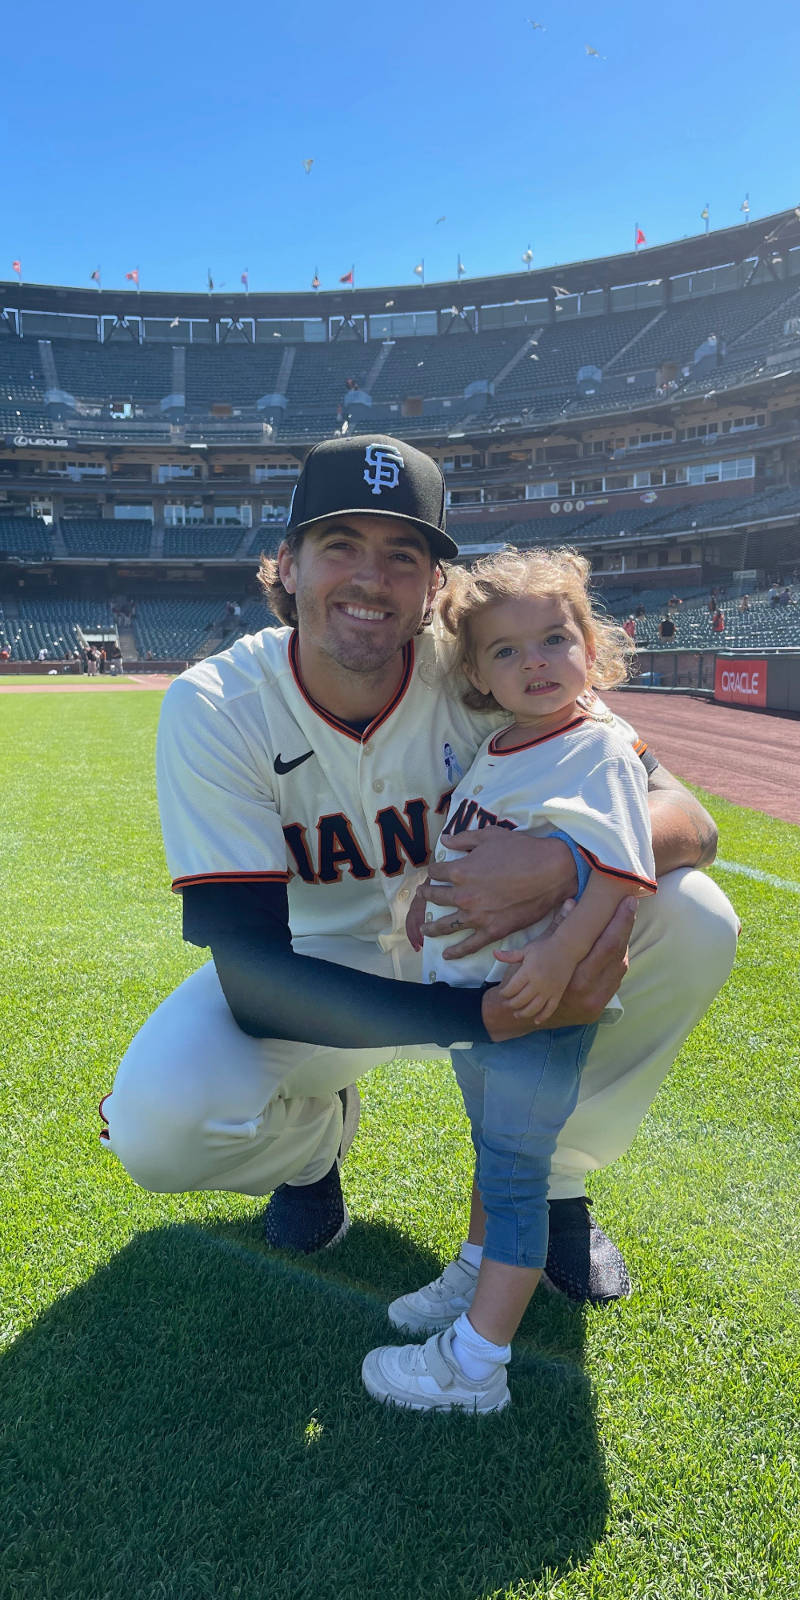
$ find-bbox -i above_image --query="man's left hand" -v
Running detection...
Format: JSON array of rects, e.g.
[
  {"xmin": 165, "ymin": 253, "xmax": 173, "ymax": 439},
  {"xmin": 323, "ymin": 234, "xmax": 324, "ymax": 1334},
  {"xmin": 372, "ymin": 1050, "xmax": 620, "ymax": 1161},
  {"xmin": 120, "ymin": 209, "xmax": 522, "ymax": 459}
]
[{"xmin": 421, "ymin": 827, "xmax": 577, "ymax": 959}]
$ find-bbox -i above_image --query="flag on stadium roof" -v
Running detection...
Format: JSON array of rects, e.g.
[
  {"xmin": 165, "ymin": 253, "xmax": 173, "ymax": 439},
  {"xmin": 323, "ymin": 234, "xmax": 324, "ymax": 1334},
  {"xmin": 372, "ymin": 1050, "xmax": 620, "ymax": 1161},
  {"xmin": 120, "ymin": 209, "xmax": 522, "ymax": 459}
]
[
  {"xmin": 522, "ymin": 246, "xmax": 533, "ymax": 268},
  {"xmin": 125, "ymin": 268, "xmax": 140, "ymax": 286},
  {"xmin": 241, "ymin": 270, "xmax": 249, "ymax": 291},
  {"xmin": 311, "ymin": 269, "xmax": 321, "ymax": 289},
  {"xmin": 414, "ymin": 261, "xmax": 424, "ymax": 283},
  {"xmin": 634, "ymin": 227, "xmax": 646, "ymax": 249},
  {"xmin": 90, "ymin": 268, "xmax": 101, "ymax": 288},
  {"xmin": 207, "ymin": 269, "xmax": 214, "ymax": 292},
  {"xmin": 741, "ymin": 194, "xmax": 750, "ymax": 220},
  {"xmin": 457, "ymin": 255, "xmax": 466, "ymax": 277},
  {"xmin": 701, "ymin": 204, "xmax": 710, "ymax": 234},
  {"xmin": 12, "ymin": 259, "xmax": 22, "ymax": 279},
  {"xmin": 340, "ymin": 268, "xmax": 354, "ymax": 285}
]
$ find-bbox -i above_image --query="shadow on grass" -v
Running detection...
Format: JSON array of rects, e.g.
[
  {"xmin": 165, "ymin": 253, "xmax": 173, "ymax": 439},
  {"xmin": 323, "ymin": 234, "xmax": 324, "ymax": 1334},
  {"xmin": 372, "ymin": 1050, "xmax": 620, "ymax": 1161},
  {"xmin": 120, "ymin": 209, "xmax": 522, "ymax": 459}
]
[{"xmin": 2, "ymin": 1221, "xmax": 608, "ymax": 1600}]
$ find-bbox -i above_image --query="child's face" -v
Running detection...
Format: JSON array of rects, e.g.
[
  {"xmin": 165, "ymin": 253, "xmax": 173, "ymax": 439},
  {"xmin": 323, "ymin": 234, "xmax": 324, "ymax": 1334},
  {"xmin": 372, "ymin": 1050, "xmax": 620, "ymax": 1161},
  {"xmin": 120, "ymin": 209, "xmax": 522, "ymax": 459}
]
[{"xmin": 466, "ymin": 593, "xmax": 594, "ymax": 726}]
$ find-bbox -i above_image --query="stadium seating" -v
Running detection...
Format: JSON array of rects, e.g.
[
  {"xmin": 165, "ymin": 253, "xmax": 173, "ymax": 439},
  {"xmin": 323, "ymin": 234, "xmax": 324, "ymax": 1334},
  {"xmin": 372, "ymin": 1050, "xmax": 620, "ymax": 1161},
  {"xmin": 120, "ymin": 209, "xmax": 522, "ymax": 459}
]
[
  {"xmin": 372, "ymin": 329, "xmax": 523, "ymax": 402},
  {"xmin": 0, "ymin": 517, "xmax": 53, "ymax": 557},
  {"xmin": 630, "ymin": 593, "xmax": 800, "ymax": 650},
  {"xmin": 162, "ymin": 527, "xmax": 246, "ymax": 558},
  {"xmin": 247, "ymin": 525, "xmax": 286, "ymax": 559},
  {"xmin": 60, "ymin": 520, "xmax": 154, "ymax": 557},
  {"xmin": 3, "ymin": 595, "xmax": 115, "ymax": 660},
  {"xmin": 50, "ymin": 340, "xmax": 172, "ymax": 404},
  {"xmin": 185, "ymin": 347, "xmax": 285, "ymax": 408}
]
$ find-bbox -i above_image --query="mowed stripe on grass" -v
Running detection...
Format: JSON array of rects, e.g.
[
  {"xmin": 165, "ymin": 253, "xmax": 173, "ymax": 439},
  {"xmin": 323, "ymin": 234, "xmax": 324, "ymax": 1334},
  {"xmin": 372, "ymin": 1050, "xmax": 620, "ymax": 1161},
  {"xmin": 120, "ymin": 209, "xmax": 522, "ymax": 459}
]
[{"xmin": 2, "ymin": 692, "xmax": 799, "ymax": 1600}]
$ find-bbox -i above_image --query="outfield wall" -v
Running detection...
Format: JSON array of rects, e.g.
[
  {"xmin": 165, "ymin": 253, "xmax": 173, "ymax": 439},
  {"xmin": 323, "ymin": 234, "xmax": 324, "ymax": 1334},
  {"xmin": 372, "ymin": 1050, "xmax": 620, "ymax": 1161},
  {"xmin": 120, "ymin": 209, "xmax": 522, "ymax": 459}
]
[{"xmin": 632, "ymin": 649, "xmax": 800, "ymax": 712}]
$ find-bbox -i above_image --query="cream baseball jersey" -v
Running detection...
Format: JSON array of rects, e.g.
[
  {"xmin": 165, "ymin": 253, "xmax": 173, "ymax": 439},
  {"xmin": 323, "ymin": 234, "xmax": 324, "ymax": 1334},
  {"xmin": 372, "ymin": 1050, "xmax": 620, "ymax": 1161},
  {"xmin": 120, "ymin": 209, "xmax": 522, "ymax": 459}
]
[
  {"xmin": 158, "ymin": 629, "xmax": 654, "ymax": 954},
  {"xmin": 157, "ymin": 625, "xmax": 499, "ymax": 949},
  {"xmin": 423, "ymin": 712, "xmax": 656, "ymax": 990}
]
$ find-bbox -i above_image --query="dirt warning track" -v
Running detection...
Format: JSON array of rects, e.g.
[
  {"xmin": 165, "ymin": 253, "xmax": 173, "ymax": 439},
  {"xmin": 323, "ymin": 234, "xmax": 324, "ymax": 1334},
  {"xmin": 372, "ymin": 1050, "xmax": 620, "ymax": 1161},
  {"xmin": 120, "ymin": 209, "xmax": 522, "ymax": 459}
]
[{"xmin": 606, "ymin": 691, "xmax": 800, "ymax": 825}]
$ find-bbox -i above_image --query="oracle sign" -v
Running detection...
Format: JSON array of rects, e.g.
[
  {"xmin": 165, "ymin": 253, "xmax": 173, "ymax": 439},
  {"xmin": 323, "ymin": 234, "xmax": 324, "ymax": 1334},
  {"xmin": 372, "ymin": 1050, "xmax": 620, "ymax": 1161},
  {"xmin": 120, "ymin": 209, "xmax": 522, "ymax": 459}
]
[{"xmin": 714, "ymin": 658, "xmax": 768, "ymax": 707}]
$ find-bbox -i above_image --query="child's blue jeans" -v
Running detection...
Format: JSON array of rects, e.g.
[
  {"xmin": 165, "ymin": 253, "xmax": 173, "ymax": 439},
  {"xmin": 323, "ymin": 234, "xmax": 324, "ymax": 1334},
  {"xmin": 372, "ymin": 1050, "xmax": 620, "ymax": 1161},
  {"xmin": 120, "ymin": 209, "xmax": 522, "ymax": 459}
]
[{"xmin": 451, "ymin": 1023, "xmax": 598, "ymax": 1269}]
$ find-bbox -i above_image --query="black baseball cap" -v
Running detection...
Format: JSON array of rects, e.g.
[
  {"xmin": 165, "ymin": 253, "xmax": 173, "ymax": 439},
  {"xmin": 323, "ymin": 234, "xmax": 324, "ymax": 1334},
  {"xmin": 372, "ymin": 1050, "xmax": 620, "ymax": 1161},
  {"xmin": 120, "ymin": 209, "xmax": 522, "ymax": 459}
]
[{"xmin": 286, "ymin": 434, "xmax": 458, "ymax": 560}]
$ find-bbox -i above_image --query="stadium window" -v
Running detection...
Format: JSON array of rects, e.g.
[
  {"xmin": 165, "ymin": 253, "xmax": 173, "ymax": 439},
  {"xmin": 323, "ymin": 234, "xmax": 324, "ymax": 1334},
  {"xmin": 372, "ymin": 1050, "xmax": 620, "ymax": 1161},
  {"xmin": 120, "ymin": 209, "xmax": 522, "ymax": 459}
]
[
  {"xmin": 680, "ymin": 548, "xmax": 693, "ymax": 563},
  {"xmin": 114, "ymin": 504, "xmax": 154, "ymax": 521},
  {"xmin": 158, "ymin": 464, "xmax": 200, "ymax": 483}
]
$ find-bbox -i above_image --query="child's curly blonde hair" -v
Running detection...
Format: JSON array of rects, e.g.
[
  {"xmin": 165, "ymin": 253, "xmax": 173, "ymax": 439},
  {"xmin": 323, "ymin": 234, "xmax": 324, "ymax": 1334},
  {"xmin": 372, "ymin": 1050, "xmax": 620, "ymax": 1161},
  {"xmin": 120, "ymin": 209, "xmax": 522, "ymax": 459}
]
[{"xmin": 435, "ymin": 546, "xmax": 634, "ymax": 712}]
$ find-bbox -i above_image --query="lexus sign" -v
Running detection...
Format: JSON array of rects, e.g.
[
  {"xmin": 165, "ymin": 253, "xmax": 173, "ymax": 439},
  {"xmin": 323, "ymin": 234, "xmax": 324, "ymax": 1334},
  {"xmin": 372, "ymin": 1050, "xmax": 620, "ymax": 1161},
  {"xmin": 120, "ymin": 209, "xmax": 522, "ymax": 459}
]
[{"xmin": 714, "ymin": 658, "xmax": 767, "ymax": 708}]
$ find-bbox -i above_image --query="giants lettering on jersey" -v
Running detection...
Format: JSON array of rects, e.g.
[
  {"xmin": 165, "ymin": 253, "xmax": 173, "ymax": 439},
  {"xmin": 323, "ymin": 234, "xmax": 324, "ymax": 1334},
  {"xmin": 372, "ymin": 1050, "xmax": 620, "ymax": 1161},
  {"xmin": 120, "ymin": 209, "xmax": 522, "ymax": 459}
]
[
  {"xmin": 442, "ymin": 796, "xmax": 516, "ymax": 837},
  {"xmin": 283, "ymin": 794, "xmax": 453, "ymax": 884}
]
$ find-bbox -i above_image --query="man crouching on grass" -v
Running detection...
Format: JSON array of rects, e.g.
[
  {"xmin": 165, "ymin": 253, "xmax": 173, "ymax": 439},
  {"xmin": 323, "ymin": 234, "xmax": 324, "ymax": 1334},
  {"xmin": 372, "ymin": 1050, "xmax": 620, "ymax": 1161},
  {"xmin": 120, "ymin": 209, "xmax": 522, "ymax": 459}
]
[{"xmin": 102, "ymin": 435, "xmax": 738, "ymax": 1406}]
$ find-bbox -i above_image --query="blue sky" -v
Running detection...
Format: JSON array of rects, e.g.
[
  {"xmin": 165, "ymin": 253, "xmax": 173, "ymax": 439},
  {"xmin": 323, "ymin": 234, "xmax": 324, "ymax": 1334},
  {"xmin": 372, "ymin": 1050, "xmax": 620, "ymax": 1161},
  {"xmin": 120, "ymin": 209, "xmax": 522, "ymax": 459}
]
[{"xmin": 5, "ymin": 0, "xmax": 800, "ymax": 294}]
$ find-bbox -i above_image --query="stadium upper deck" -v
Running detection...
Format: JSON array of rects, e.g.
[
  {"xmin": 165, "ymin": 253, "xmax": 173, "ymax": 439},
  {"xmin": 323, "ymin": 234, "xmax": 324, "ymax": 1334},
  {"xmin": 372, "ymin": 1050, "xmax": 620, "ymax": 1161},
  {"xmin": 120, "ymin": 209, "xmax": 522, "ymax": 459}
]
[
  {"xmin": 2, "ymin": 208, "xmax": 800, "ymax": 604},
  {"xmin": 3, "ymin": 207, "xmax": 800, "ymax": 440}
]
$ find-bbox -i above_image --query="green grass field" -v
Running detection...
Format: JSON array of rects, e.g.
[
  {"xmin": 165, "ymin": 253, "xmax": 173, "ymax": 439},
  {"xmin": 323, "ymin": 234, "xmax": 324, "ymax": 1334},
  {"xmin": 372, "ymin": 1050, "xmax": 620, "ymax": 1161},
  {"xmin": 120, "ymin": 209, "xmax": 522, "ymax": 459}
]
[{"xmin": 2, "ymin": 692, "xmax": 799, "ymax": 1600}]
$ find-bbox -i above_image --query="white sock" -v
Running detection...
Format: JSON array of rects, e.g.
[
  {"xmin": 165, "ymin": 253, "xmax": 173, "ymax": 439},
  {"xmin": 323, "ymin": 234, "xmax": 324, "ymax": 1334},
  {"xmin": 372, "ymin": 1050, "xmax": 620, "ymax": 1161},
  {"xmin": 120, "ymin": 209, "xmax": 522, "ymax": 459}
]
[
  {"xmin": 450, "ymin": 1312, "xmax": 511, "ymax": 1380},
  {"xmin": 460, "ymin": 1240, "xmax": 483, "ymax": 1270}
]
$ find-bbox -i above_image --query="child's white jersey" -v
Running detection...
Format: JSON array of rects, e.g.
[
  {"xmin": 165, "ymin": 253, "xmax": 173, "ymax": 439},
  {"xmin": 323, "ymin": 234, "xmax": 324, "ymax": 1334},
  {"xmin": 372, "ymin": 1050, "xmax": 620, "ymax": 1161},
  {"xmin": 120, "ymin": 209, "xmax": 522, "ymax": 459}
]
[{"xmin": 423, "ymin": 711, "xmax": 657, "ymax": 989}]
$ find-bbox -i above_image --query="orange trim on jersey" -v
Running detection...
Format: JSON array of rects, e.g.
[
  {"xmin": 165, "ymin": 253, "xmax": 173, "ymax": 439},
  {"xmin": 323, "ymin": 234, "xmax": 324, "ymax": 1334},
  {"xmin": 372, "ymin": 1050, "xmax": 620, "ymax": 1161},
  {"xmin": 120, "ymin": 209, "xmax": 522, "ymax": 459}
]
[
  {"xmin": 98, "ymin": 1092, "xmax": 111, "ymax": 1143},
  {"xmin": 288, "ymin": 629, "xmax": 415, "ymax": 743},
  {"xmin": 576, "ymin": 844, "xmax": 657, "ymax": 894},
  {"xmin": 488, "ymin": 713, "xmax": 588, "ymax": 757},
  {"xmin": 633, "ymin": 738, "xmax": 649, "ymax": 757},
  {"xmin": 171, "ymin": 870, "xmax": 290, "ymax": 893}
]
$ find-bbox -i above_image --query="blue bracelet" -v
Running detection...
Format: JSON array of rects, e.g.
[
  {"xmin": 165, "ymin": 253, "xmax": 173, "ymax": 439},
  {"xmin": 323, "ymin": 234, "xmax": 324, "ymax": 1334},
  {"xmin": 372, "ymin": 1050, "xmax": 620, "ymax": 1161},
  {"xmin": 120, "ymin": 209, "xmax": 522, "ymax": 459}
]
[{"xmin": 547, "ymin": 830, "xmax": 591, "ymax": 901}]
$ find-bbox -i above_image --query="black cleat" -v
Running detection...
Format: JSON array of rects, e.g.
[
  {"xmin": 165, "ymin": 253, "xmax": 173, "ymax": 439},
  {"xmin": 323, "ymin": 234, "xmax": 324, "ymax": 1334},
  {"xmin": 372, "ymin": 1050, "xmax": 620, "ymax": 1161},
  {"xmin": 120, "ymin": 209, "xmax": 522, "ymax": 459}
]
[
  {"xmin": 263, "ymin": 1085, "xmax": 360, "ymax": 1254},
  {"xmin": 264, "ymin": 1160, "xmax": 349, "ymax": 1254},
  {"xmin": 542, "ymin": 1197, "xmax": 632, "ymax": 1305}
]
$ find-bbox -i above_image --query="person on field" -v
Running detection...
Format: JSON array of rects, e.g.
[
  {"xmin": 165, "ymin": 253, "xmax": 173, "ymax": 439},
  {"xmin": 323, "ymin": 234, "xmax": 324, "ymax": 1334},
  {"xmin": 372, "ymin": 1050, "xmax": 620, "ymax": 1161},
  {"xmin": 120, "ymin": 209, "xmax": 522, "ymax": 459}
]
[
  {"xmin": 362, "ymin": 549, "xmax": 656, "ymax": 1412},
  {"xmin": 102, "ymin": 435, "xmax": 738, "ymax": 1333}
]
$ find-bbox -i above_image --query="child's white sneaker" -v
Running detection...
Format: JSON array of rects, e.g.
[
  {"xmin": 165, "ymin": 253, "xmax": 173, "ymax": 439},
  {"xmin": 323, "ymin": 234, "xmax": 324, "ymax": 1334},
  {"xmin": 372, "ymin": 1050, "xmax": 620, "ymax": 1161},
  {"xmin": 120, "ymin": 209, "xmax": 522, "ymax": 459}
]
[
  {"xmin": 387, "ymin": 1255, "xmax": 479, "ymax": 1335},
  {"xmin": 361, "ymin": 1325, "xmax": 510, "ymax": 1414}
]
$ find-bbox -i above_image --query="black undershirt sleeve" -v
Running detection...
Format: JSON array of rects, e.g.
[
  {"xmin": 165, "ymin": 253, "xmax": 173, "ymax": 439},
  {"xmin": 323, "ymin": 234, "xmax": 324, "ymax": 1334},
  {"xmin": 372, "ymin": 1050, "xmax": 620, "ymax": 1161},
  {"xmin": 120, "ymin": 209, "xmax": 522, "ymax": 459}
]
[{"xmin": 182, "ymin": 880, "xmax": 490, "ymax": 1050}]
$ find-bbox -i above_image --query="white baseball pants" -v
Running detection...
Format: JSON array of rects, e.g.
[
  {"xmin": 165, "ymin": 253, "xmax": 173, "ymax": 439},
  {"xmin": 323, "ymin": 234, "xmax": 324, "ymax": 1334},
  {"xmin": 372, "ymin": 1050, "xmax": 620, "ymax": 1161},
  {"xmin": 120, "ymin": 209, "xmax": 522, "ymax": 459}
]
[{"xmin": 104, "ymin": 868, "xmax": 738, "ymax": 1200}]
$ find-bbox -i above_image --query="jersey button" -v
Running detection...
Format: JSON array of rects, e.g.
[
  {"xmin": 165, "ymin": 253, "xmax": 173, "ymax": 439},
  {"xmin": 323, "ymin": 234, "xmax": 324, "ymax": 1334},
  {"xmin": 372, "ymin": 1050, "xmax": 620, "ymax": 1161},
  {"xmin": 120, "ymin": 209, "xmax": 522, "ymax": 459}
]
[
  {"xmin": 428, "ymin": 972, "xmax": 437, "ymax": 984},
  {"xmin": 373, "ymin": 779, "xmax": 385, "ymax": 793},
  {"xmin": 473, "ymin": 784, "xmax": 483, "ymax": 794}
]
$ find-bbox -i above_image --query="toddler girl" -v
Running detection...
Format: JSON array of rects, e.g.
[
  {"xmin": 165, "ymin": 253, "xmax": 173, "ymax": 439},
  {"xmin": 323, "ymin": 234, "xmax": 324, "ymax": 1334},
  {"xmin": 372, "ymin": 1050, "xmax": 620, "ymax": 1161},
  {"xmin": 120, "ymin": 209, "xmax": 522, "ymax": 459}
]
[{"xmin": 362, "ymin": 548, "xmax": 656, "ymax": 1412}]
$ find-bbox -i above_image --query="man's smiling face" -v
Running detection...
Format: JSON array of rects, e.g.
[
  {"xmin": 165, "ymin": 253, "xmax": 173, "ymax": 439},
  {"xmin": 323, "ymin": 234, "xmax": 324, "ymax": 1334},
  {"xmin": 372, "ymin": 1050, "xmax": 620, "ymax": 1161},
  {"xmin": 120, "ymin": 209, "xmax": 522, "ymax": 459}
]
[{"xmin": 278, "ymin": 515, "xmax": 440, "ymax": 678}]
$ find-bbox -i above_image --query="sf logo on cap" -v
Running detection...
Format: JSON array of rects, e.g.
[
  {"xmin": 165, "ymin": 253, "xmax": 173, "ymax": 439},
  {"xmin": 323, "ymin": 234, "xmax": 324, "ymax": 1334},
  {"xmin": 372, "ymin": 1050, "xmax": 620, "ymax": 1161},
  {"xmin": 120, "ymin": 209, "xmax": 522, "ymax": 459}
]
[{"xmin": 364, "ymin": 444, "xmax": 404, "ymax": 496}]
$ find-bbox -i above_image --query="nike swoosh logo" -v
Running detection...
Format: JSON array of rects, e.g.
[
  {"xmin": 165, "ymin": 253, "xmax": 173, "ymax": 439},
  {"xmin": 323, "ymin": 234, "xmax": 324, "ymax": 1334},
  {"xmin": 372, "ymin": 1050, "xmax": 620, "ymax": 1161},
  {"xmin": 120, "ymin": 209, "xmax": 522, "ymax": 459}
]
[{"xmin": 274, "ymin": 750, "xmax": 314, "ymax": 775}]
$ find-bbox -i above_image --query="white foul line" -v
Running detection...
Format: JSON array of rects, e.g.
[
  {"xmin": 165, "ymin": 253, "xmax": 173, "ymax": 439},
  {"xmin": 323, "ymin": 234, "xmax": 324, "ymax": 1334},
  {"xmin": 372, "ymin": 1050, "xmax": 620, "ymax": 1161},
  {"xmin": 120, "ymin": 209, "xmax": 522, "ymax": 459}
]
[{"xmin": 715, "ymin": 859, "xmax": 800, "ymax": 895}]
